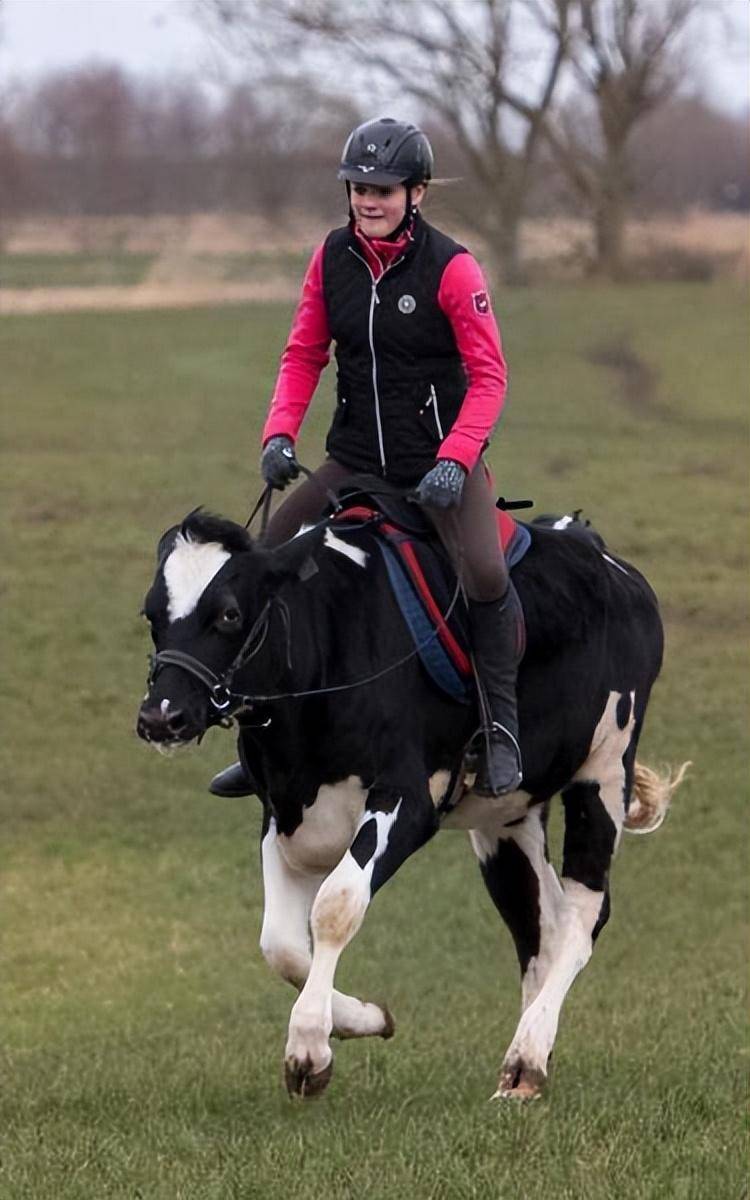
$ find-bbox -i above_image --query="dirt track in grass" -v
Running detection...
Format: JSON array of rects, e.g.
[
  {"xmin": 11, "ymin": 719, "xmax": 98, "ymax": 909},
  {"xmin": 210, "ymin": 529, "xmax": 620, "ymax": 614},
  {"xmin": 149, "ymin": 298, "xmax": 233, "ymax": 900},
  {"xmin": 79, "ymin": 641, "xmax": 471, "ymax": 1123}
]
[
  {"xmin": 2, "ymin": 209, "xmax": 746, "ymax": 315},
  {"xmin": 0, "ymin": 279, "xmax": 300, "ymax": 315}
]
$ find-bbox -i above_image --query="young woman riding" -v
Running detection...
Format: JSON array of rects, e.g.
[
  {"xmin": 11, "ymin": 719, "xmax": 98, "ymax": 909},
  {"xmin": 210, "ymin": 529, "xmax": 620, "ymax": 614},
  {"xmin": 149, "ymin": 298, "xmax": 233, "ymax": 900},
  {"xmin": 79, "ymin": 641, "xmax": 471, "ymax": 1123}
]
[{"xmin": 212, "ymin": 116, "xmax": 522, "ymax": 800}]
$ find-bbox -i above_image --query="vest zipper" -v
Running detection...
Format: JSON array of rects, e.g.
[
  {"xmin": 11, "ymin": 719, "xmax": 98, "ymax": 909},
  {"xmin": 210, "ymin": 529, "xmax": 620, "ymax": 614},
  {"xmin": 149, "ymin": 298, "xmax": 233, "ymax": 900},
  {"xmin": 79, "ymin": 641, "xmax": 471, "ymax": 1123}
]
[
  {"xmin": 429, "ymin": 384, "xmax": 445, "ymax": 439},
  {"xmin": 348, "ymin": 246, "xmax": 406, "ymax": 475}
]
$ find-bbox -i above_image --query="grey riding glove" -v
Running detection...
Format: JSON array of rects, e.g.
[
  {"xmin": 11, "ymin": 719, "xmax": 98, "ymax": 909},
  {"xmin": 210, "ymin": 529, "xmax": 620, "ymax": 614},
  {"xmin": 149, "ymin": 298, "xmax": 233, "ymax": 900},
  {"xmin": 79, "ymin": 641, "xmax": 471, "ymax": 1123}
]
[
  {"xmin": 261, "ymin": 435, "xmax": 300, "ymax": 489},
  {"xmin": 414, "ymin": 459, "xmax": 466, "ymax": 509}
]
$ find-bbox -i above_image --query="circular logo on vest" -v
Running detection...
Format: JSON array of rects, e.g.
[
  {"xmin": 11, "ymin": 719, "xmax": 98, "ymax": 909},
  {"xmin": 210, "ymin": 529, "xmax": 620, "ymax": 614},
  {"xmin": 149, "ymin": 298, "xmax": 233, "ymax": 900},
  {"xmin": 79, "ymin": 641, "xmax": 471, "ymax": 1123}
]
[{"xmin": 398, "ymin": 294, "xmax": 416, "ymax": 315}]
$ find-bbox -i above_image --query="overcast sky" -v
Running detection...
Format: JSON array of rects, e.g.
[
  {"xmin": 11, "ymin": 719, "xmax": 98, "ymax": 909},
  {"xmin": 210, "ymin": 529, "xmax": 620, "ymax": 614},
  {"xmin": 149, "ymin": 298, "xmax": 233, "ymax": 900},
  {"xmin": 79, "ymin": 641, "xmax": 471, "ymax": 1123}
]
[{"xmin": 1, "ymin": 0, "xmax": 748, "ymax": 115}]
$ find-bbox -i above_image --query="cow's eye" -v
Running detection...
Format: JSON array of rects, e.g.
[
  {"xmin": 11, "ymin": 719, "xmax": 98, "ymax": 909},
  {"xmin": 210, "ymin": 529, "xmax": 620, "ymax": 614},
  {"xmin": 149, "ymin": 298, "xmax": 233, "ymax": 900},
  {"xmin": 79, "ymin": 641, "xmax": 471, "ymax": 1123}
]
[{"xmin": 218, "ymin": 606, "xmax": 241, "ymax": 630}]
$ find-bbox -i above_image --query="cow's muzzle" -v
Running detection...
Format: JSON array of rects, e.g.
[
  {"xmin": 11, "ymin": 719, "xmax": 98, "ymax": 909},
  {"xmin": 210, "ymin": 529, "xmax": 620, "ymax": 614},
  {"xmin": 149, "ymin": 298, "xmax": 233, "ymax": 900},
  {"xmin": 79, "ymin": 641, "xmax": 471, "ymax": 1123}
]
[{"xmin": 136, "ymin": 698, "xmax": 201, "ymax": 745}]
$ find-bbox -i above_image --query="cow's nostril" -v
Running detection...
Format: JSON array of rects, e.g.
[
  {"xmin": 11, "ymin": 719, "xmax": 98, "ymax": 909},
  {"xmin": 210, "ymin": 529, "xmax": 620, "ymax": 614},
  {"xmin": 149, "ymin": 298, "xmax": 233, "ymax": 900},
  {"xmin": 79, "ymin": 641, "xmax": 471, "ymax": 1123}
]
[{"xmin": 166, "ymin": 709, "xmax": 186, "ymax": 733}]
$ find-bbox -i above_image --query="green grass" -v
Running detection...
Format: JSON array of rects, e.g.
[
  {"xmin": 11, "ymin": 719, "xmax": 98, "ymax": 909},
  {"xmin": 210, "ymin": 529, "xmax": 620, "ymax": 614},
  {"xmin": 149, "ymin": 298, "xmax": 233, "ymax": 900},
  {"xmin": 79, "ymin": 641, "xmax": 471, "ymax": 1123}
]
[
  {"xmin": 195, "ymin": 251, "xmax": 311, "ymax": 283},
  {"xmin": 1, "ymin": 283, "xmax": 747, "ymax": 1198},
  {"xmin": 1, "ymin": 253, "xmax": 156, "ymax": 289},
  {"xmin": 0, "ymin": 251, "xmax": 310, "ymax": 289}
]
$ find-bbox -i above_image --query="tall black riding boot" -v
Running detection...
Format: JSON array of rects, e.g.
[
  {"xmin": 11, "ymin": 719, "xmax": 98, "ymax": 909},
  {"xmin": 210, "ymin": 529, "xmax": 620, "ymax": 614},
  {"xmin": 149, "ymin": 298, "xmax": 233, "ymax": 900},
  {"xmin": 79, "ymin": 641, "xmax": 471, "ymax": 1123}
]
[
  {"xmin": 468, "ymin": 588, "xmax": 523, "ymax": 797},
  {"xmin": 209, "ymin": 761, "xmax": 257, "ymax": 798}
]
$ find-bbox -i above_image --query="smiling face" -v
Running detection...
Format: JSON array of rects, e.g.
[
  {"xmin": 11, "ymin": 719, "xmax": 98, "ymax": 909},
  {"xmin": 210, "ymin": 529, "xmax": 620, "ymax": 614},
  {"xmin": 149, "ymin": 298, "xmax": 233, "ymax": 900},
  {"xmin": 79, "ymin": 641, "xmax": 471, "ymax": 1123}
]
[{"xmin": 350, "ymin": 182, "xmax": 426, "ymax": 238}]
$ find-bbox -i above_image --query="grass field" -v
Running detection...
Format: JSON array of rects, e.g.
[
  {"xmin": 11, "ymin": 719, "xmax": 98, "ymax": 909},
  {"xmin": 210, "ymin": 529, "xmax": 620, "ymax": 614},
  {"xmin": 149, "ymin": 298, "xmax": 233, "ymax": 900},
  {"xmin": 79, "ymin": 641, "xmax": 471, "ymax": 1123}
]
[
  {"xmin": 0, "ymin": 253, "xmax": 156, "ymax": 289},
  {"xmin": 0, "ymin": 250, "xmax": 311, "ymax": 291},
  {"xmin": 1, "ymin": 282, "xmax": 747, "ymax": 1198}
]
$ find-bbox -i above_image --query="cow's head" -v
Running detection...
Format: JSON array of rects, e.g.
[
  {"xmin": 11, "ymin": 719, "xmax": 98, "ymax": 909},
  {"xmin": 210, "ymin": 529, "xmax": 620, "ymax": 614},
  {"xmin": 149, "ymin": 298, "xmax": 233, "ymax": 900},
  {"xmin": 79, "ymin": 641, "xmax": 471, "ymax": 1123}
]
[{"xmin": 136, "ymin": 510, "xmax": 267, "ymax": 748}]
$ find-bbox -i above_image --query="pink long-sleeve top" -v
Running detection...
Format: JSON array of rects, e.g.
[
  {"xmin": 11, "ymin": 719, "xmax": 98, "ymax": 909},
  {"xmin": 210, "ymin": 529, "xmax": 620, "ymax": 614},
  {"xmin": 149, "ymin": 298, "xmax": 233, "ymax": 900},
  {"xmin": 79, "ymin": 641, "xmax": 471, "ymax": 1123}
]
[{"xmin": 262, "ymin": 228, "xmax": 508, "ymax": 474}]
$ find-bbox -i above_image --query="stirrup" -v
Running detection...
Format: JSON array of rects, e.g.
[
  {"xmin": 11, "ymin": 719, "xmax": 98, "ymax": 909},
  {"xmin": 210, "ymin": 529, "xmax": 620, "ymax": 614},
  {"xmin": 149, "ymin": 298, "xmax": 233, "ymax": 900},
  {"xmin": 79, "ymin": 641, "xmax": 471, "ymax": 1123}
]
[{"xmin": 473, "ymin": 723, "xmax": 523, "ymax": 797}]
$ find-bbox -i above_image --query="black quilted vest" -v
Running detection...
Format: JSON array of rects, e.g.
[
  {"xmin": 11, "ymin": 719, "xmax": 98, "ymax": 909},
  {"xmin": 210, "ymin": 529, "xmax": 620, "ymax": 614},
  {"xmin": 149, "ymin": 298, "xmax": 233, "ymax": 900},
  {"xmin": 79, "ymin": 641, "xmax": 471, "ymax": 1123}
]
[{"xmin": 322, "ymin": 216, "xmax": 468, "ymax": 484}]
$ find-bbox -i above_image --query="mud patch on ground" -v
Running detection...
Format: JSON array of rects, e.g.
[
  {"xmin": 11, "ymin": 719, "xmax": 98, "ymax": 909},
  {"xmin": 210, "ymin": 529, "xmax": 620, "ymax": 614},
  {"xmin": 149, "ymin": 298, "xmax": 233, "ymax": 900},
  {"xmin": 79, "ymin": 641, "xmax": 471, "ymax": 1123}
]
[
  {"xmin": 586, "ymin": 336, "xmax": 671, "ymax": 419},
  {"xmin": 544, "ymin": 453, "xmax": 578, "ymax": 478}
]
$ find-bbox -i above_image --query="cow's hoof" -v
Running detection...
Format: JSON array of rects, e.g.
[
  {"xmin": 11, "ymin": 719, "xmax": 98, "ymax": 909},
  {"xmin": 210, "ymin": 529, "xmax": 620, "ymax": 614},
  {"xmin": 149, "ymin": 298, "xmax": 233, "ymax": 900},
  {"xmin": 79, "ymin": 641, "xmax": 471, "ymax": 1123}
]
[
  {"xmin": 491, "ymin": 1059, "xmax": 547, "ymax": 1101},
  {"xmin": 284, "ymin": 1054, "xmax": 333, "ymax": 1099},
  {"xmin": 381, "ymin": 1006, "xmax": 396, "ymax": 1040}
]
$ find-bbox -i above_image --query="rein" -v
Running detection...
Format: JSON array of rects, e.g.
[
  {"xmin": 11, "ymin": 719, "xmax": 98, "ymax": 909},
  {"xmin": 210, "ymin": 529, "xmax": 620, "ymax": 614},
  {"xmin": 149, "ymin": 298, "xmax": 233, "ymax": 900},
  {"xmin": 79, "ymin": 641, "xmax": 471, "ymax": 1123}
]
[{"xmin": 147, "ymin": 469, "xmax": 467, "ymax": 716}]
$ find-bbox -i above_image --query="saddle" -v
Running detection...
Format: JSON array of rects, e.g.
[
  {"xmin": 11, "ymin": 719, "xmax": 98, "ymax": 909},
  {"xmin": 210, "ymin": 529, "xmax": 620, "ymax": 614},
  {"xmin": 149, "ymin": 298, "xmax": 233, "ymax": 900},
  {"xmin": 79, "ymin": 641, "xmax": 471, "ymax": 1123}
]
[{"xmin": 329, "ymin": 476, "xmax": 531, "ymax": 704}]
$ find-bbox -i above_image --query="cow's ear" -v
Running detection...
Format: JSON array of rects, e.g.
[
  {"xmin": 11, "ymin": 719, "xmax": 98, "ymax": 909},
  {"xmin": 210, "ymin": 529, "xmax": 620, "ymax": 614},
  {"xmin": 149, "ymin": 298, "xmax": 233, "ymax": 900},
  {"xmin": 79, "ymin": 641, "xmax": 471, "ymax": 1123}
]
[
  {"xmin": 258, "ymin": 535, "xmax": 315, "ymax": 585},
  {"xmin": 156, "ymin": 525, "xmax": 180, "ymax": 565}
]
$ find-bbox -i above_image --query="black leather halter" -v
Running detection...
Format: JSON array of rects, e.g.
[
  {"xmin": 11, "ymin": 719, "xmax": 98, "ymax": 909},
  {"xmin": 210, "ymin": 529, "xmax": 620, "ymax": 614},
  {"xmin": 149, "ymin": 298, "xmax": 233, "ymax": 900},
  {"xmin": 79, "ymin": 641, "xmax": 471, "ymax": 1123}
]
[{"xmin": 147, "ymin": 599, "xmax": 272, "ymax": 714}]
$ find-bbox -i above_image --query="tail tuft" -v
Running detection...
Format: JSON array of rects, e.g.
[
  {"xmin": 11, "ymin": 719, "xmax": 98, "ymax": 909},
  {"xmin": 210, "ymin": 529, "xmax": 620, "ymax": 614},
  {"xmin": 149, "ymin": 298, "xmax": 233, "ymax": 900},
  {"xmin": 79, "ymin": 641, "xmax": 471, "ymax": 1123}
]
[{"xmin": 624, "ymin": 761, "xmax": 691, "ymax": 835}]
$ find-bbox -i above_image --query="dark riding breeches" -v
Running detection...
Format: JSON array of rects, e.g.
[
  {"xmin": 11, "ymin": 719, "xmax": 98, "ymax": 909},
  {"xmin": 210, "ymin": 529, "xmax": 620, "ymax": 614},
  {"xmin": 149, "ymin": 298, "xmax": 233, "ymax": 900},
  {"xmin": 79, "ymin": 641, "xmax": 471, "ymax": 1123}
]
[{"xmin": 261, "ymin": 458, "xmax": 508, "ymax": 603}]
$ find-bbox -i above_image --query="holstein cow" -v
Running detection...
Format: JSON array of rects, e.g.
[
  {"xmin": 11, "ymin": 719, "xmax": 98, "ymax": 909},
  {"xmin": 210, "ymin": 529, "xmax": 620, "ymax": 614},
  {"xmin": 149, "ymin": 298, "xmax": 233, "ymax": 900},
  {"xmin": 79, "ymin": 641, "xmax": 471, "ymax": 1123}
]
[{"xmin": 136, "ymin": 491, "xmax": 686, "ymax": 1100}]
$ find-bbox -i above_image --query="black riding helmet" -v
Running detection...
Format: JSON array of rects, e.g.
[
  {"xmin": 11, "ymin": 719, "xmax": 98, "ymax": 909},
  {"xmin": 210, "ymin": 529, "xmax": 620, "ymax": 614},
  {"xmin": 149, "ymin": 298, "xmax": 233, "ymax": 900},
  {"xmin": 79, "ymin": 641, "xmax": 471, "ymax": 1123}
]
[{"xmin": 338, "ymin": 117, "xmax": 434, "ymax": 187}]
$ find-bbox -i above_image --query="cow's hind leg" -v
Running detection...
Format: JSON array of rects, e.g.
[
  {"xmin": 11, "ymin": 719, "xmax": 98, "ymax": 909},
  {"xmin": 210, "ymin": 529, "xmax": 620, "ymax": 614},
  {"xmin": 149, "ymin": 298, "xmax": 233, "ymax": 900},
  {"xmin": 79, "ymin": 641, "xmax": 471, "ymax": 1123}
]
[
  {"xmin": 494, "ymin": 690, "xmax": 633, "ymax": 1099},
  {"xmin": 260, "ymin": 819, "xmax": 393, "ymax": 1042},
  {"xmin": 284, "ymin": 784, "xmax": 436, "ymax": 1097},
  {"xmin": 470, "ymin": 802, "xmax": 567, "ymax": 1099}
]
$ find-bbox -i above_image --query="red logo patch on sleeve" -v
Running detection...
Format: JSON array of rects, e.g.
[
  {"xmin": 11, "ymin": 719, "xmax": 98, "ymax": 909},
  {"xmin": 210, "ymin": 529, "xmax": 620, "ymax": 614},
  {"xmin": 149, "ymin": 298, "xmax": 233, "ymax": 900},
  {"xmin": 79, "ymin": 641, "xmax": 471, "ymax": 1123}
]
[{"xmin": 472, "ymin": 289, "xmax": 490, "ymax": 315}]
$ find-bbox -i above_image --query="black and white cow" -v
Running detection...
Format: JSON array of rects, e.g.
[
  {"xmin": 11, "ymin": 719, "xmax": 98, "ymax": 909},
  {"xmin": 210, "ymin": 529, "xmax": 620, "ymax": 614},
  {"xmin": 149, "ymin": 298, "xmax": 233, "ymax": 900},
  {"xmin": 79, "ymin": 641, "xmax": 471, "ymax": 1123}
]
[{"xmin": 136, "ymin": 504, "xmax": 686, "ymax": 1100}]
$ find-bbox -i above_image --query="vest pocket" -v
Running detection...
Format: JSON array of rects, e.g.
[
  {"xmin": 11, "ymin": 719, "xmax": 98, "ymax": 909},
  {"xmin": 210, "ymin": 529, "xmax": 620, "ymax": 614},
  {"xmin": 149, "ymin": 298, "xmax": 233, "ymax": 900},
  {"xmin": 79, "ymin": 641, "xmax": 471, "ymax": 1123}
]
[{"xmin": 417, "ymin": 384, "xmax": 445, "ymax": 440}]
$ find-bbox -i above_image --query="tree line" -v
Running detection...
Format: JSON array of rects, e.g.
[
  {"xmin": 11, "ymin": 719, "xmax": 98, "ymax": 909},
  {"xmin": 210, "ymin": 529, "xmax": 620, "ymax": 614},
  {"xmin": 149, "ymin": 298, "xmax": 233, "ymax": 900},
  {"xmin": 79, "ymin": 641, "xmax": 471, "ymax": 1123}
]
[{"xmin": 1, "ymin": 0, "xmax": 746, "ymax": 280}]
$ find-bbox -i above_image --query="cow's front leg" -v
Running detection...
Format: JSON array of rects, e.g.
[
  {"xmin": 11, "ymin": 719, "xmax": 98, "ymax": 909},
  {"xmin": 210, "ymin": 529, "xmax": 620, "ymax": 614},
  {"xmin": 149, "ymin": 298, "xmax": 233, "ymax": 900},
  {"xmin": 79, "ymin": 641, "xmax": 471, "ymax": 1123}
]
[
  {"xmin": 284, "ymin": 785, "xmax": 436, "ymax": 1097},
  {"xmin": 260, "ymin": 817, "xmax": 393, "ymax": 1041}
]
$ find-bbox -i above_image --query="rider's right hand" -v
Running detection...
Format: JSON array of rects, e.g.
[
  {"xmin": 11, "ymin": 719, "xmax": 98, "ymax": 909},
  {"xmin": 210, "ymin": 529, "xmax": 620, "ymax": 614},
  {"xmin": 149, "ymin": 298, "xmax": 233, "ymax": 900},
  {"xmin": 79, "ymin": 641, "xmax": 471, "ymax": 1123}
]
[{"xmin": 261, "ymin": 436, "xmax": 300, "ymax": 489}]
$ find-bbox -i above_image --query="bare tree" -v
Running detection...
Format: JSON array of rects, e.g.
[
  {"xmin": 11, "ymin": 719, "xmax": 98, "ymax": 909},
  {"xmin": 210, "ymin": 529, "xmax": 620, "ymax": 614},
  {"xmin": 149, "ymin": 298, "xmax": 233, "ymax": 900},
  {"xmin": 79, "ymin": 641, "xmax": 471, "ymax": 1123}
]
[
  {"xmin": 198, "ymin": 0, "xmax": 573, "ymax": 283},
  {"xmin": 538, "ymin": 0, "xmax": 699, "ymax": 276}
]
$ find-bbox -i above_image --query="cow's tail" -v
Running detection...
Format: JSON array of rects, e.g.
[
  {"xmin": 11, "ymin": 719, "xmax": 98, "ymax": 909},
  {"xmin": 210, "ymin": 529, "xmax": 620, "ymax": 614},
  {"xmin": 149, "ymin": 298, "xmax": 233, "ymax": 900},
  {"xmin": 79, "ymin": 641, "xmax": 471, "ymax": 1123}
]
[{"xmin": 624, "ymin": 761, "xmax": 691, "ymax": 835}]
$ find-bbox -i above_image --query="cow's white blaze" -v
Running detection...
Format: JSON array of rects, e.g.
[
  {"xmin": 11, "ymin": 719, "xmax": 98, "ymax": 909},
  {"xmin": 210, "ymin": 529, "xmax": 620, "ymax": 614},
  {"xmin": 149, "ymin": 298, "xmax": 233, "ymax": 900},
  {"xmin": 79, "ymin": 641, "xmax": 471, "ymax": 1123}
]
[{"xmin": 163, "ymin": 534, "xmax": 231, "ymax": 622}]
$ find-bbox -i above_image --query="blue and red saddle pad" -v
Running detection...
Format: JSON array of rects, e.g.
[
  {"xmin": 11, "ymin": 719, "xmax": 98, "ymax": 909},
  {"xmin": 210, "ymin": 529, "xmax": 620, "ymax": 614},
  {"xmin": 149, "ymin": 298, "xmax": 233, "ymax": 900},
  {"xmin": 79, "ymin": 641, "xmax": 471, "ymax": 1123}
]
[{"xmin": 331, "ymin": 493, "xmax": 531, "ymax": 704}]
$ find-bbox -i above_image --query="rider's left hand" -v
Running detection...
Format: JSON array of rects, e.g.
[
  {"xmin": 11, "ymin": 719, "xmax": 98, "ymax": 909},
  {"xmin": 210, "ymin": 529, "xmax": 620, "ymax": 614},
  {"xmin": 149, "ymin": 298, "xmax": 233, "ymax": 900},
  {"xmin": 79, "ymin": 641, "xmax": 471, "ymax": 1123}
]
[{"xmin": 414, "ymin": 459, "xmax": 466, "ymax": 509}]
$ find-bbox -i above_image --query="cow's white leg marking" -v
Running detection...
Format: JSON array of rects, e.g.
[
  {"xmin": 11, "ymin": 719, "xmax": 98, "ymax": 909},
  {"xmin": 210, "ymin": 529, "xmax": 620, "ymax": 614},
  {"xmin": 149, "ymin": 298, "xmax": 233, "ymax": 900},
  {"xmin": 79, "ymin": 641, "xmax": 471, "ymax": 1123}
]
[
  {"xmin": 276, "ymin": 775, "xmax": 367, "ymax": 874},
  {"xmin": 260, "ymin": 820, "xmax": 391, "ymax": 1040},
  {"xmin": 494, "ymin": 879, "xmax": 603, "ymax": 1099},
  {"xmin": 574, "ymin": 688, "xmax": 635, "ymax": 851},
  {"xmin": 260, "ymin": 820, "xmax": 321, "ymax": 987},
  {"xmin": 495, "ymin": 690, "xmax": 633, "ymax": 1099},
  {"xmin": 284, "ymin": 804, "xmax": 401, "ymax": 1090},
  {"xmin": 476, "ymin": 805, "xmax": 567, "ymax": 1013}
]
